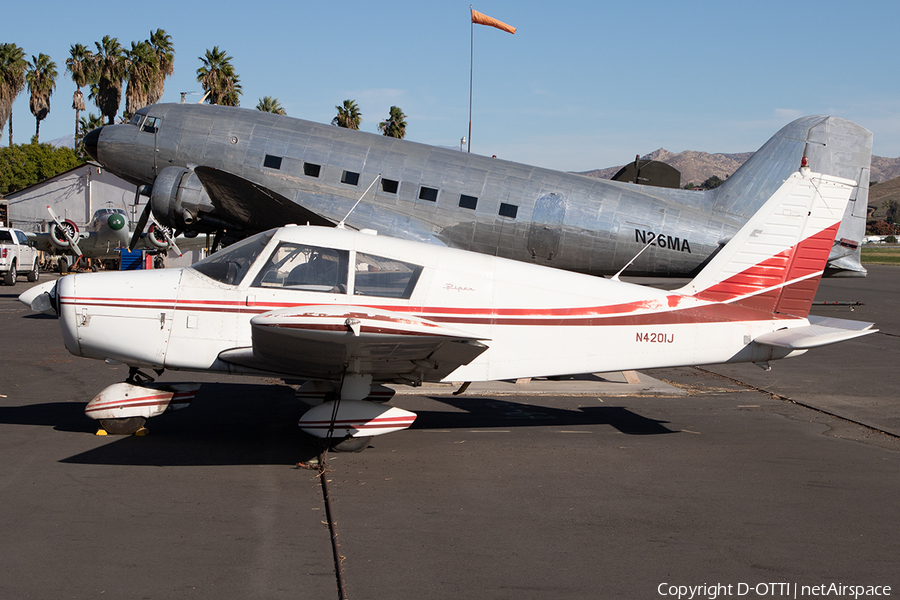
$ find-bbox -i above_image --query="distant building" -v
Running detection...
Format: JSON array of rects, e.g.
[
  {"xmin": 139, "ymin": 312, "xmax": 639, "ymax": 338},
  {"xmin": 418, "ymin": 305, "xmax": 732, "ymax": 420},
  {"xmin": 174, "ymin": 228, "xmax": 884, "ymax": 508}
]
[{"xmin": 5, "ymin": 164, "xmax": 136, "ymax": 233}]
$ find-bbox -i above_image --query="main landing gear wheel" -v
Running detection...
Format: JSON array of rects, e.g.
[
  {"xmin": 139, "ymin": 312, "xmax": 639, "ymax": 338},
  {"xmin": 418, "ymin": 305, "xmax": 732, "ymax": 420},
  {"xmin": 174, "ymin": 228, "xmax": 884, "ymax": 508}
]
[
  {"xmin": 99, "ymin": 417, "xmax": 147, "ymax": 435},
  {"xmin": 329, "ymin": 436, "xmax": 373, "ymax": 453}
]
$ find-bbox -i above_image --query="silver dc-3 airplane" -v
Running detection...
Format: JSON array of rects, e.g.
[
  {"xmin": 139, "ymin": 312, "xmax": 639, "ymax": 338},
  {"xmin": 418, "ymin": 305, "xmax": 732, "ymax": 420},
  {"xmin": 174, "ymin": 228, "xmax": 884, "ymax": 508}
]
[
  {"xmin": 20, "ymin": 160, "xmax": 877, "ymax": 450},
  {"xmin": 82, "ymin": 103, "xmax": 872, "ymax": 278}
]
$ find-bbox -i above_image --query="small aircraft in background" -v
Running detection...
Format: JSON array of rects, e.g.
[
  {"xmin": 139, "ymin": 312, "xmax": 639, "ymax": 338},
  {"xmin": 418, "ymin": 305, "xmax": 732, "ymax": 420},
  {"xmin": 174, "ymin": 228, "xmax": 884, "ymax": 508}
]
[
  {"xmin": 20, "ymin": 161, "xmax": 876, "ymax": 450},
  {"xmin": 28, "ymin": 206, "xmax": 205, "ymax": 272},
  {"xmin": 83, "ymin": 103, "xmax": 872, "ymax": 278}
]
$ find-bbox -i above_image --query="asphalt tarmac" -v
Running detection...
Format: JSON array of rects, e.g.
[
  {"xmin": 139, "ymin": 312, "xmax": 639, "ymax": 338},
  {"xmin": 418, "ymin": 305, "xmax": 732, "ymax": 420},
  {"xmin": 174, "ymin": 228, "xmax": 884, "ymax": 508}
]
[{"xmin": 1, "ymin": 267, "xmax": 898, "ymax": 599}]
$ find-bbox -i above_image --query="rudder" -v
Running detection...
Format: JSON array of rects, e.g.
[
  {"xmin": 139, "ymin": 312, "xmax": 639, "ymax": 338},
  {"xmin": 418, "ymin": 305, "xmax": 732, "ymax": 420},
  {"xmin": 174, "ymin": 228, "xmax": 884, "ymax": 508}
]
[{"xmin": 677, "ymin": 162, "xmax": 856, "ymax": 317}]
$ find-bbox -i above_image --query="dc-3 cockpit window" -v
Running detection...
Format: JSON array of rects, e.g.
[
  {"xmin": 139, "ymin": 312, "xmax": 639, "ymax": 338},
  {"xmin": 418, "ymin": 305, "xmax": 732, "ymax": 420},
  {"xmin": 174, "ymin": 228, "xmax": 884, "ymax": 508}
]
[
  {"xmin": 252, "ymin": 242, "xmax": 349, "ymax": 293},
  {"xmin": 191, "ymin": 230, "xmax": 276, "ymax": 286},
  {"xmin": 128, "ymin": 112, "xmax": 159, "ymax": 133},
  {"xmin": 354, "ymin": 253, "xmax": 422, "ymax": 299}
]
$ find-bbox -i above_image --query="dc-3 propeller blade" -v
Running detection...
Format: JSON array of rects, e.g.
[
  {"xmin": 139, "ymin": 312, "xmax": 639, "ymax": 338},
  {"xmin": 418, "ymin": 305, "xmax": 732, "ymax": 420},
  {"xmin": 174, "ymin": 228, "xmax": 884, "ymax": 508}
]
[
  {"xmin": 129, "ymin": 189, "xmax": 152, "ymax": 252},
  {"xmin": 129, "ymin": 187, "xmax": 183, "ymax": 256},
  {"xmin": 47, "ymin": 206, "xmax": 84, "ymax": 259}
]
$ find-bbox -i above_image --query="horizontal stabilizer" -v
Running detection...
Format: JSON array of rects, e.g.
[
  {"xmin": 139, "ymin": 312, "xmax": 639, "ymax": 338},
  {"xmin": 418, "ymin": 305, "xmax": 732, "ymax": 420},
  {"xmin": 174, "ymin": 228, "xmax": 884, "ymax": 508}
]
[{"xmin": 753, "ymin": 316, "xmax": 876, "ymax": 350}]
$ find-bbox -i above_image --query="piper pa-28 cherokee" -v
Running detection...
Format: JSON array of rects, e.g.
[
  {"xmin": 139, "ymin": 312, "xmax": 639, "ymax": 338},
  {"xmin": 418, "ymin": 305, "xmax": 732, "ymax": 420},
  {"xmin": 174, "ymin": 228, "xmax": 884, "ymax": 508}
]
[
  {"xmin": 20, "ymin": 160, "xmax": 877, "ymax": 450},
  {"xmin": 82, "ymin": 103, "xmax": 872, "ymax": 278}
]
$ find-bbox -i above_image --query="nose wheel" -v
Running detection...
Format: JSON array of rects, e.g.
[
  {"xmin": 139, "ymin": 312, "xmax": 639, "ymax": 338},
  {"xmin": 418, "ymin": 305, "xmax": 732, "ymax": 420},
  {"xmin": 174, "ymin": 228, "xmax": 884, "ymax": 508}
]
[{"xmin": 98, "ymin": 417, "xmax": 147, "ymax": 435}]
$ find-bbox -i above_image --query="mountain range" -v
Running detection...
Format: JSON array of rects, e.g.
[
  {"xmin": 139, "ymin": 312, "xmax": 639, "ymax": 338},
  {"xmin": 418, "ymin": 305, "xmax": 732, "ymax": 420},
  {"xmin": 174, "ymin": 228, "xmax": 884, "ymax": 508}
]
[{"xmin": 577, "ymin": 148, "xmax": 900, "ymax": 189}]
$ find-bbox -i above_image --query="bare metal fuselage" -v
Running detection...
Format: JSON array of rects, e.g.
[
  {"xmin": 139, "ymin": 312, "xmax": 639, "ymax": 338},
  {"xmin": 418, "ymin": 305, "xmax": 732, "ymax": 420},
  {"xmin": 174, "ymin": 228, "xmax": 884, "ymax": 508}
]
[{"xmin": 88, "ymin": 104, "xmax": 872, "ymax": 277}]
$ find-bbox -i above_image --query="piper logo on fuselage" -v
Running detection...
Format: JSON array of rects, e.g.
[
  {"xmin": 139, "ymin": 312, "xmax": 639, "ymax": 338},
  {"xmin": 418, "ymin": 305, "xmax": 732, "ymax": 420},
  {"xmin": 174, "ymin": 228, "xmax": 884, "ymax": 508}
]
[{"xmin": 634, "ymin": 229, "xmax": 692, "ymax": 253}]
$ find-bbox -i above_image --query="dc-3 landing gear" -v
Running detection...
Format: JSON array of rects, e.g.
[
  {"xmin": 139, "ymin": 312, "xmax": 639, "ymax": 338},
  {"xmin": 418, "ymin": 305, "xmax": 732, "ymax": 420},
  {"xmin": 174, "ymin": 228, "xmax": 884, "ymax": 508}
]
[{"xmin": 87, "ymin": 368, "xmax": 200, "ymax": 436}]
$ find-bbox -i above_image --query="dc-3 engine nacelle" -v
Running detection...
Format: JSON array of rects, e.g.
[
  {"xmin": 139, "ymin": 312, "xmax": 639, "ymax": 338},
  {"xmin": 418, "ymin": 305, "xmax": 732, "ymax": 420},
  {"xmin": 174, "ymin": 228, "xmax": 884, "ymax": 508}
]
[{"xmin": 150, "ymin": 166, "xmax": 215, "ymax": 232}]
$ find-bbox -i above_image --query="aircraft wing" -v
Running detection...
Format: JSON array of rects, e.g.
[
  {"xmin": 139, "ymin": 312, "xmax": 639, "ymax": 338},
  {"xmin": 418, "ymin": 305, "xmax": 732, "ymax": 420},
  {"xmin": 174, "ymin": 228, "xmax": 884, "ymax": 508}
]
[
  {"xmin": 218, "ymin": 305, "xmax": 489, "ymax": 382},
  {"xmin": 194, "ymin": 166, "xmax": 335, "ymax": 231},
  {"xmin": 753, "ymin": 316, "xmax": 877, "ymax": 349},
  {"xmin": 24, "ymin": 231, "xmax": 55, "ymax": 252}
]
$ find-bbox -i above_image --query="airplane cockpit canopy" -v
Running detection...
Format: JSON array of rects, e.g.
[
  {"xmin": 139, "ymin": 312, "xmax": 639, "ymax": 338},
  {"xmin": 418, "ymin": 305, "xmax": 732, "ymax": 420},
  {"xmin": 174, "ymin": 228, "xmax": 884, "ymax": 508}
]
[
  {"xmin": 192, "ymin": 230, "xmax": 276, "ymax": 286},
  {"xmin": 128, "ymin": 110, "xmax": 160, "ymax": 134},
  {"xmin": 93, "ymin": 208, "xmax": 127, "ymax": 218},
  {"xmin": 190, "ymin": 228, "xmax": 423, "ymax": 298}
]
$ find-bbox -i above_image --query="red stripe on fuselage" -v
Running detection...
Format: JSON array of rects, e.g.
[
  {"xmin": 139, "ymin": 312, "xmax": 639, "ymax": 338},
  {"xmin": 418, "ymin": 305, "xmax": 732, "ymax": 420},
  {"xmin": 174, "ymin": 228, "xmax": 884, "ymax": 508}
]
[{"xmin": 60, "ymin": 294, "xmax": 792, "ymax": 327}]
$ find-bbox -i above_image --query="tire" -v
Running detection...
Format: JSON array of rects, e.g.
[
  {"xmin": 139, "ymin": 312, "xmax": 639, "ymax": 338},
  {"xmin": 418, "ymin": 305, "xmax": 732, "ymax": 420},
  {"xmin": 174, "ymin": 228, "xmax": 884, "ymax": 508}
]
[
  {"xmin": 330, "ymin": 435, "xmax": 373, "ymax": 453},
  {"xmin": 57, "ymin": 257, "xmax": 68, "ymax": 274},
  {"xmin": 26, "ymin": 260, "xmax": 39, "ymax": 282},
  {"xmin": 99, "ymin": 417, "xmax": 147, "ymax": 435},
  {"xmin": 3, "ymin": 262, "xmax": 16, "ymax": 286}
]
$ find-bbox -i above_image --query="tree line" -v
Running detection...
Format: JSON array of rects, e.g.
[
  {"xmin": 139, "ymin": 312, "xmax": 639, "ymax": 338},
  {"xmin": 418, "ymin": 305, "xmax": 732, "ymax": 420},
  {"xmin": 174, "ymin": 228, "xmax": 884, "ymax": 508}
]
[{"xmin": 1, "ymin": 33, "xmax": 409, "ymax": 156}]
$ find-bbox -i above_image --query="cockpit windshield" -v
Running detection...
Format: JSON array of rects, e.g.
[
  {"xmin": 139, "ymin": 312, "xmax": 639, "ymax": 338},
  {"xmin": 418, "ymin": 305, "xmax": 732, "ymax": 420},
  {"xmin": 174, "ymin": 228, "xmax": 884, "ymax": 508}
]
[
  {"xmin": 191, "ymin": 230, "xmax": 276, "ymax": 286},
  {"xmin": 94, "ymin": 208, "xmax": 126, "ymax": 217},
  {"xmin": 128, "ymin": 111, "xmax": 159, "ymax": 133}
]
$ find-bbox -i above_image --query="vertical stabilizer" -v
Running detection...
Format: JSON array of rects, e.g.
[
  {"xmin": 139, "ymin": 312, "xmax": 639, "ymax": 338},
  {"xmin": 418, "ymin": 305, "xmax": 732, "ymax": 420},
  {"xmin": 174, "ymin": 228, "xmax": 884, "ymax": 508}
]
[
  {"xmin": 677, "ymin": 164, "xmax": 856, "ymax": 317},
  {"xmin": 712, "ymin": 116, "xmax": 872, "ymax": 276}
]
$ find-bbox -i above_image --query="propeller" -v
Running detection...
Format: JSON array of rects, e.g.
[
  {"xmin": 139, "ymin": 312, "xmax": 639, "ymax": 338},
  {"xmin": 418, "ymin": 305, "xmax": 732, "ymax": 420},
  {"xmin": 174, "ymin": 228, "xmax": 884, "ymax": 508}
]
[
  {"xmin": 147, "ymin": 216, "xmax": 182, "ymax": 257},
  {"xmin": 130, "ymin": 186, "xmax": 152, "ymax": 251},
  {"xmin": 46, "ymin": 206, "xmax": 84, "ymax": 259}
]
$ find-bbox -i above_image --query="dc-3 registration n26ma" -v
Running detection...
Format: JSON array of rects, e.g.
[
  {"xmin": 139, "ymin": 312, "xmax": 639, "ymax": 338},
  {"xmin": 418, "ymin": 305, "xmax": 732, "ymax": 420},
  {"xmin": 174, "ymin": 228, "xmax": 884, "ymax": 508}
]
[{"xmin": 20, "ymin": 162, "xmax": 877, "ymax": 451}]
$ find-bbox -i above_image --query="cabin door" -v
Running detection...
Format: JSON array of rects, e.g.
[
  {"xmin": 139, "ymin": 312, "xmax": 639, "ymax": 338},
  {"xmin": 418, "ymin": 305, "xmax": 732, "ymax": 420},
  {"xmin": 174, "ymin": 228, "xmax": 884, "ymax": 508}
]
[{"xmin": 527, "ymin": 193, "xmax": 566, "ymax": 260}]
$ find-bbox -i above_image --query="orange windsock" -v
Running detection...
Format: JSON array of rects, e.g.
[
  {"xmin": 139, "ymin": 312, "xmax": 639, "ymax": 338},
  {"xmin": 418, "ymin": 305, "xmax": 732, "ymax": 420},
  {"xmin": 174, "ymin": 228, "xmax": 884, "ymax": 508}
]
[{"xmin": 471, "ymin": 9, "xmax": 516, "ymax": 34}]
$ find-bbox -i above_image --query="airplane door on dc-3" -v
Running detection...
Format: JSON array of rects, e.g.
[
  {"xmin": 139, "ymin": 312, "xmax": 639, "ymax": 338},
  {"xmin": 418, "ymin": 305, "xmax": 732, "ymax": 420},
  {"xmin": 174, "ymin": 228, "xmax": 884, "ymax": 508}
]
[{"xmin": 527, "ymin": 193, "xmax": 566, "ymax": 260}]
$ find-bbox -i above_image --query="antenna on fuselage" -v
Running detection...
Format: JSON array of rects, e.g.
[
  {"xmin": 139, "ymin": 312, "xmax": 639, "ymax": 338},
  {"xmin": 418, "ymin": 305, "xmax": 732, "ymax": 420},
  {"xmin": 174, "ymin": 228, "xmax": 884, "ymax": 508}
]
[
  {"xmin": 337, "ymin": 174, "xmax": 381, "ymax": 229},
  {"xmin": 611, "ymin": 238, "xmax": 656, "ymax": 282}
]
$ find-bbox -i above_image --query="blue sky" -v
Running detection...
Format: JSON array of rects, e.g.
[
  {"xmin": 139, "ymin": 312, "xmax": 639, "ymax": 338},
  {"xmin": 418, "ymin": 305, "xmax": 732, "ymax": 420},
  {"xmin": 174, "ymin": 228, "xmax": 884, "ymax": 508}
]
[{"xmin": 3, "ymin": 0, "xmax": 899, "ymax": 171}]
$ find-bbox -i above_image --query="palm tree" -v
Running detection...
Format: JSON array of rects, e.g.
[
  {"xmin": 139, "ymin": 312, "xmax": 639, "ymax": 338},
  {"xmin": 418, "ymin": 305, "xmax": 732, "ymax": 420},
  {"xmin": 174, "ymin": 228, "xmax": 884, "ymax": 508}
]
[
  {"xmin": 332, "ymin": 99, "xmax": 361, "ymax": 130},
  {"xmin": 148, "ymin": 29, "xmax": 174, "ymax": 104},
  {"xmin": 26, "ymin": 53, "xmax": 57, "ymax": 142},
  {"xmin": 256, "ymin": 96, "xmax": 286, "ymax": 115},
  {"xmin": 90, "ymin": 36, "xmax": 127, "ymax": 125},
  {"xmin": 378, "ymin": 106, "xmax": 407, "ymax": 139},
  {"xmin": 78, "ymin": 112, "xmax": 105, "ymax": 141},
  {"xmin": 196, "ymin": 47, "xmax": 241, "ymax": 106},
  {"xmin": 124, "ymin": 40, "xmax": 157, "ymax": 119},
  {"xmin": 0, "ymin": 43, "xmax": 28, "ymax": 146},
  {"xmin": 66, "ymin": 44, "xmax": 93, "ymax": 140}
]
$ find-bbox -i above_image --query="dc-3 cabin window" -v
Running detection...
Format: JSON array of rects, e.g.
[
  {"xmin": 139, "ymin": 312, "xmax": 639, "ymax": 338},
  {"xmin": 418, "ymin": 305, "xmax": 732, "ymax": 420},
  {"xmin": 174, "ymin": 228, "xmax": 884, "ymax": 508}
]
[
  {"xmin": 499, "ymin": 202, "xmax": 518, "ymax": 219},
  {"xmin": 381, "ymin": 178, "xmax": 399, "ymax": 194},
  {"xmin": 191, "ymin": 230, "xmax": 276, "ymax": 285},
  {"xmin": 459, "ymin": 194, "xmax": 478, "ymax": 210},
  {"xmin": 303, "ymin": 163, "xmax": 321, "ymax": 178},
  {"xmin": 354, "ymin": 253, "xmax": 423, "ymax": 299},
  {"xmin": 341, "ymin": 170, "xmax": 360, "ymax": 186},
  {"xmin": 252, "ymin": 242, "xmax": 349, "ymax": 293},
  {"xmin": 263, "ymin": 154, "xmax": 283, "ymax": 170},
  {"xmin": 418, "ymin": 186, "xmax": 439, "ymax": 202}
]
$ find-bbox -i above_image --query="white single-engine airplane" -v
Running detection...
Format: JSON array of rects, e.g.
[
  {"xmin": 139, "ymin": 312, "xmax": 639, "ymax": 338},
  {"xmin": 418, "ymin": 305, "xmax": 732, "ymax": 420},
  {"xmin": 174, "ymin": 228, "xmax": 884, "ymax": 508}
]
[{"xmin": 20, "ymin": 161, "xmax": 876, "ymax": 450}]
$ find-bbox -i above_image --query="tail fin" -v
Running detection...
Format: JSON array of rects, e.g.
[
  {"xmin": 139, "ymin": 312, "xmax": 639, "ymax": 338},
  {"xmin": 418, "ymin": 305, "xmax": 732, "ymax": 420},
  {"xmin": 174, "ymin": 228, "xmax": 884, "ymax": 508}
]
[
  {"xmin": 676, "ymin": 163, "xmax": 856, "ymax": 317},
  {"xmin": 712, "ymin": 116, "xmax": 872, "ymax": 276}
]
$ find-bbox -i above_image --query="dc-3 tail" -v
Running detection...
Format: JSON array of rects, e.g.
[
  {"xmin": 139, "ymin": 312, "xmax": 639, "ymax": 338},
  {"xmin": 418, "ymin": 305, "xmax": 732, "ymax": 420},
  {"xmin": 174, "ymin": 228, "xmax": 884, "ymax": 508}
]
[{"xmin": 677, "ymin": 160, "xmax": 877, "ymax": 349}]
